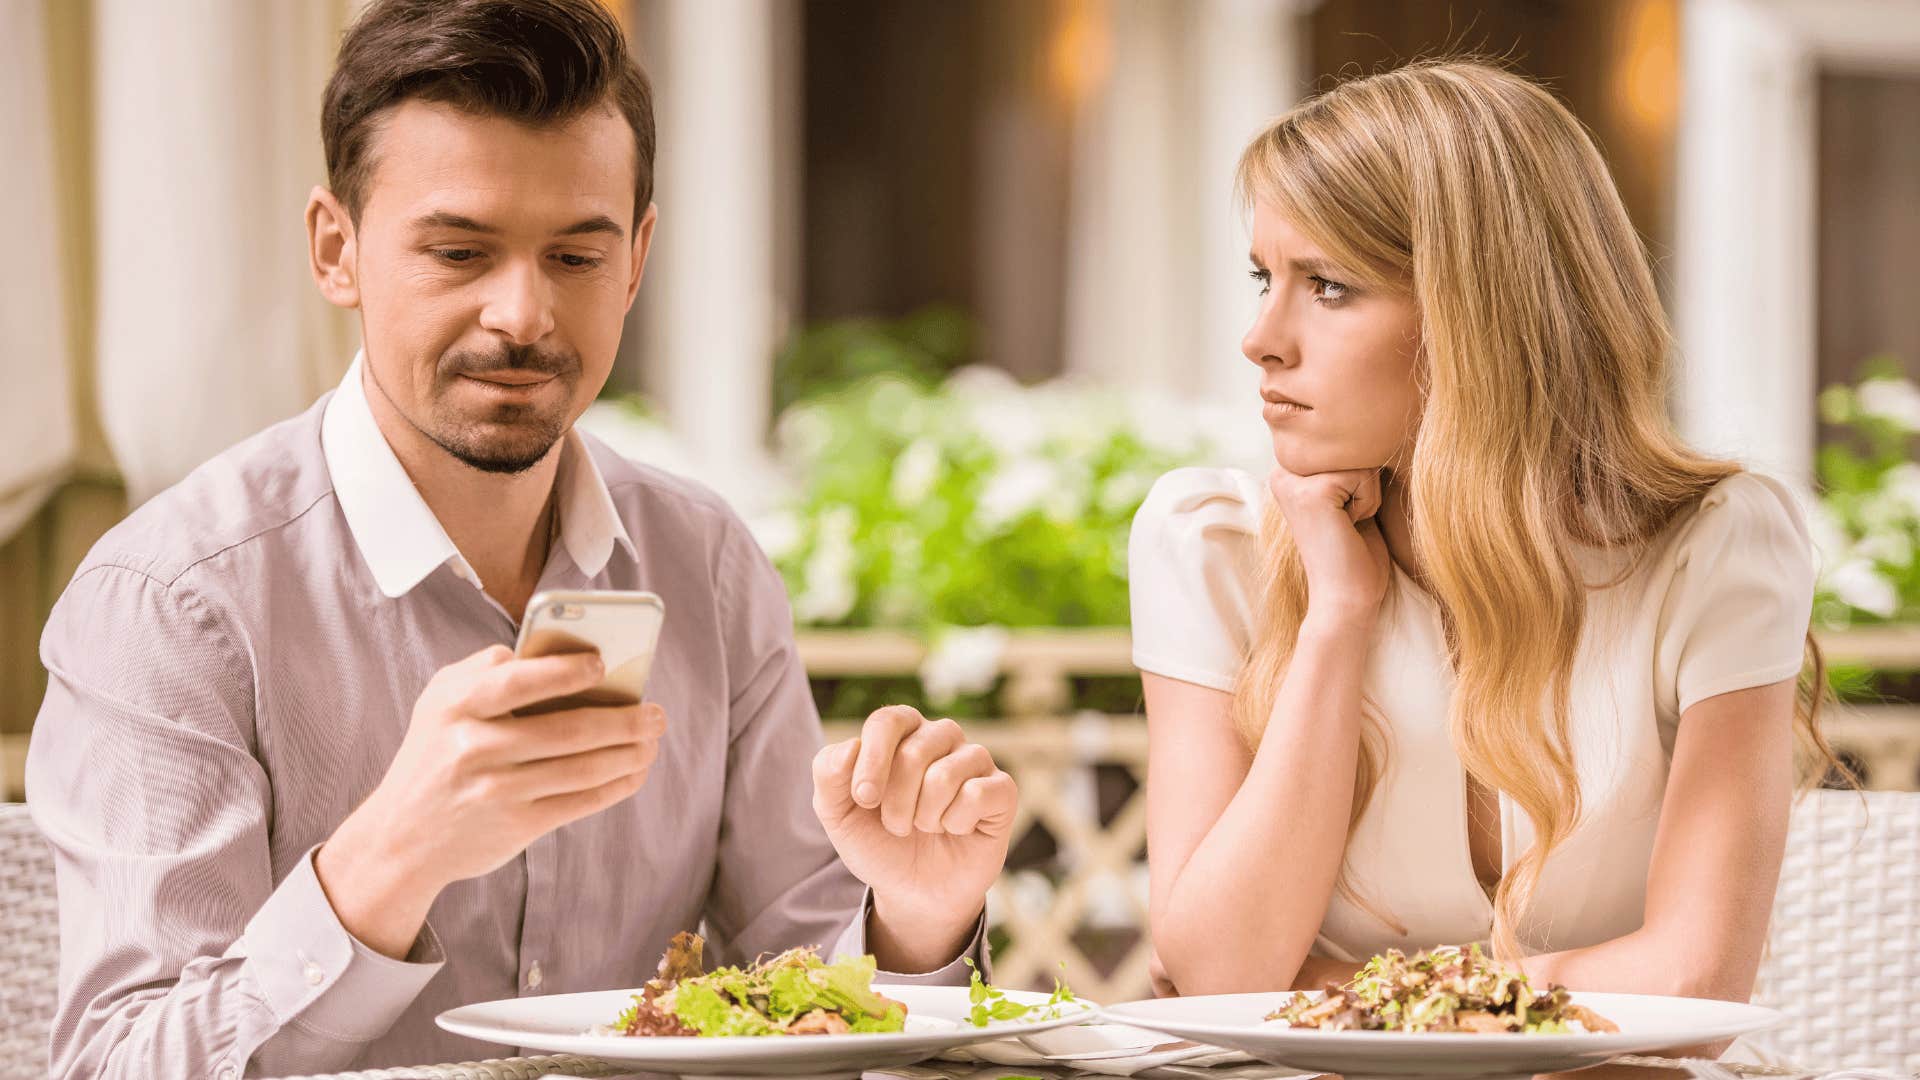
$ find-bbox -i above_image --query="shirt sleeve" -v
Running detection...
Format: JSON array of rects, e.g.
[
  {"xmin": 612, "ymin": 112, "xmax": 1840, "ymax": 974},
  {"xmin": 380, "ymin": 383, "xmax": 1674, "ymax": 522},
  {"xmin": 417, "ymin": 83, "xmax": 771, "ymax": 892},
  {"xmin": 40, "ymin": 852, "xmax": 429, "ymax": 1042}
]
[
  {"xmin": 1128, "ymin": 467, "xmax": 1265, "ymax": 692},
  {"xmin": 700, "ymin": 522, "xmax": 984, "ymax": 985},
  {"xmin": 26, "ymin": 565, "xmax": 442, "ymax": 1080},
  {"xmin": 1654, "ymin": 472, "xmax": 1817, "ymax": 719}
]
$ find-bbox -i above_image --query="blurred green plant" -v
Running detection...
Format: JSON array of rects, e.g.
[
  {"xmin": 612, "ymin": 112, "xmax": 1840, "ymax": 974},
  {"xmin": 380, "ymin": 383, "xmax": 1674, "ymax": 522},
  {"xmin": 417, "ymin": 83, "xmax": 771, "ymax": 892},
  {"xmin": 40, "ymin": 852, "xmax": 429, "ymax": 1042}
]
[
  {"xmin": 755, "ymin": 363, "xmax": 1260, "ymax": 717},
  {"xmin": 1812, "ymin": 359, "xmax": 1920, "ymax": 628},
  {"xmin": 771, "ymin": 303, "xmax": 974, "ymax": 417}
]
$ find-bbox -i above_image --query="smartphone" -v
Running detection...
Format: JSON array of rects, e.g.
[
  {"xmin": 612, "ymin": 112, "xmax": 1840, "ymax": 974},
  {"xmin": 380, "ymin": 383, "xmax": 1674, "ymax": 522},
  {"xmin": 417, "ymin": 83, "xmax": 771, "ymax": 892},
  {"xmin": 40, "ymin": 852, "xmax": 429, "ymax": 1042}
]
[{"xmin": 513, "ymin": 589, "xmax": 666, "ymax": 714}]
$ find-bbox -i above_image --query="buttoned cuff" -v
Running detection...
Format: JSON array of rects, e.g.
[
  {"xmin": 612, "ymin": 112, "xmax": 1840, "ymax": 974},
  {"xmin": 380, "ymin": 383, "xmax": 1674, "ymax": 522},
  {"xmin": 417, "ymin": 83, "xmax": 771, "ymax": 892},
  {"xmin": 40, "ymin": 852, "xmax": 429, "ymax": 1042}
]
[
  {"xmin": 233, "ymin": 845, "xmax": 445, "ymax": 1043},
  {"xmin": 830, "ymin": 887, "xmax": 989, "ymax": 986}
]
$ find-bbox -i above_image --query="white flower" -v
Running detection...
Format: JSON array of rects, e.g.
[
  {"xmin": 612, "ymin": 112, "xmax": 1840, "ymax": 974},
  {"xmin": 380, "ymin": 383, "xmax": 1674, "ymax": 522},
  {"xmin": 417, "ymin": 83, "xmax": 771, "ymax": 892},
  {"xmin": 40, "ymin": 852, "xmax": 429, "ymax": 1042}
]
[
  {"xmin": 1098, "ymin": 469, "xmax": 1158, "ymax": 516},
  {"xmin": 1854, "ymin": 527, "xmax": 1914, "ymax": 570},
  {"xmin": 773, "ymin": 402, "xmax": 835, "ymax": 465},
  {"xmin": 919, "ymin": 625, "xmax": 1009, "ymax": 707},
  {"xmin": 1824, "ymin": 557, "xmax": 1899, "ymax": 618},
  {"xmin": 793, "ymin": 506, "xmax": 858, "ymax": 624},
  {"xmin": 747, "ymin": 510, "xmax": 803, "ymax": 562},
  {"xmin": 949, "ymin": 366, "xmax": 1048, "ymax": 456},
  {"xmin": 890, "ymin": 438, "xmax": 943, "ymax": 506},
  {"xmin": 1855, "ymin": 377, "xmax": 1920, "ymax": 432},
  {"xmin": 976, "ymin": 457, "xmax": 1062, "ymax": 532},
  {"xmin": 1806, "ymin": 503, "xmax": 1853, "ymax": 573},
  {"xmin": 1879, "ymin": 462, "xmax": 1920, "ymax": 519}
]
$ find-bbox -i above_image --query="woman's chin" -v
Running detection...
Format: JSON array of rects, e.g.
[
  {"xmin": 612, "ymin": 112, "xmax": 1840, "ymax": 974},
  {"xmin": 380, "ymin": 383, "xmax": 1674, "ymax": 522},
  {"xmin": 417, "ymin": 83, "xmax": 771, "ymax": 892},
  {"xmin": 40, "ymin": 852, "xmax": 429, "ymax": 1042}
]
[{"xmin": 1269, "ymin": 435, "xmax": 1385, "ymax": 478}]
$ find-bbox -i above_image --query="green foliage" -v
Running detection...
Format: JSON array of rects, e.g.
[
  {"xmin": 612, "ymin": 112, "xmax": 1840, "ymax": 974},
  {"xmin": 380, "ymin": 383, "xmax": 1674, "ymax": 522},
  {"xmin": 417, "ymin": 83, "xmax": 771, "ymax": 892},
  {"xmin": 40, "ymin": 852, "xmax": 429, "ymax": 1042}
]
[
  {"xmin": 771, "ymin": 304, "xmax": 973, "ymax": 418},
  {"xmin": 1811, "ymin": 359, "xmax": 1920, "ymax": 631},
  {"xmin": 761, "ymin": 368, "xmax": 1242, "ymax": 636}
]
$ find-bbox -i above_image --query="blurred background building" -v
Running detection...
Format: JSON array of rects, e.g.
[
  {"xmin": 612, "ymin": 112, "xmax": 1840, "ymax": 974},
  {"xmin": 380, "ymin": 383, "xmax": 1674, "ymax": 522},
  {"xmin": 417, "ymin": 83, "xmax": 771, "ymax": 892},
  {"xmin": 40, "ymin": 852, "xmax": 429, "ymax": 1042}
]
[{"xmin": 4, "ymin": 0, "xmax": 1920, "ymax": 993}]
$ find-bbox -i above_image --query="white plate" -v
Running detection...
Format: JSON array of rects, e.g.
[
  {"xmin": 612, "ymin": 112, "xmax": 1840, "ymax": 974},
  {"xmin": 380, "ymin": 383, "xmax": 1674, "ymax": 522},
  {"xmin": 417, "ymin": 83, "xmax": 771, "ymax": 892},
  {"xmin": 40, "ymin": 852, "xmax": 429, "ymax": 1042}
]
[
  {"xmin": 436, "ymin": 983, "xmax": 1098, "ymax": 1078},
  {"xmin": 1100, "ymin": 991, "xmax": 1785, "ymax": 1080}
]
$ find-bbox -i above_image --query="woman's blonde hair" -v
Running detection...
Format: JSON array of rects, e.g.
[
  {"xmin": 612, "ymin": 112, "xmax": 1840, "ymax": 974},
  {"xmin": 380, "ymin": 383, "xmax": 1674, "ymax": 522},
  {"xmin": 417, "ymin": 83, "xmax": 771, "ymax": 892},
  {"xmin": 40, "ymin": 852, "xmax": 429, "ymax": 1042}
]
[{"xmin": 1230, "ymin": 59, "xmax": 1845, "ymax": 960}]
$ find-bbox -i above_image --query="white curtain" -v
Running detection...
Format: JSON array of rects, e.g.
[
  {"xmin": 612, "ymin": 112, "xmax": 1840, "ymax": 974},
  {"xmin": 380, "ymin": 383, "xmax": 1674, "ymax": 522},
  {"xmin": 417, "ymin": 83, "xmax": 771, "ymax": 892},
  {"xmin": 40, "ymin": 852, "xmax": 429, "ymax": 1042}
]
[
  {"xmin": 1061, "ymin": 0, "xmax": 1317, "ymax": 412},
  {"xmin": 0, "ymin": 0, "xmax": 75, "ymax": 541},
  {"xmin": 92, "ymin": 0, "xmax": 357, "ymax": 505}
]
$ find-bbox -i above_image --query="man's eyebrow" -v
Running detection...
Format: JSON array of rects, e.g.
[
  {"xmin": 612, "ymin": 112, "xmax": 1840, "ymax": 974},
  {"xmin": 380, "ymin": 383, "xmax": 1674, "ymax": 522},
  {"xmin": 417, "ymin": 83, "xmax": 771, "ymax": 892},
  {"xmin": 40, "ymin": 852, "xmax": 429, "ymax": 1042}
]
[
  {"xmin": 411, "ymin": 211, "xmax": 498, "ymax": 234},
  {"xmin": 408, "ymin": 211, "xmax": 626, "ymax": 239},
  {"xmin": 554, "ymin": 214, "xmax": 626, "ymax": 239}
]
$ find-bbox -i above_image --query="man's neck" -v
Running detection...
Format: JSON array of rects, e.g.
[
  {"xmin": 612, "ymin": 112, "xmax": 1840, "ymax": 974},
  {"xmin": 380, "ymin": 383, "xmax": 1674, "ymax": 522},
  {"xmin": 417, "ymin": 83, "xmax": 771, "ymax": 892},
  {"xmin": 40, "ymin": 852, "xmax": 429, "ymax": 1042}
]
[{"xmin": 361, "ymin": 366, "xmax": 560, "ymax": 622}]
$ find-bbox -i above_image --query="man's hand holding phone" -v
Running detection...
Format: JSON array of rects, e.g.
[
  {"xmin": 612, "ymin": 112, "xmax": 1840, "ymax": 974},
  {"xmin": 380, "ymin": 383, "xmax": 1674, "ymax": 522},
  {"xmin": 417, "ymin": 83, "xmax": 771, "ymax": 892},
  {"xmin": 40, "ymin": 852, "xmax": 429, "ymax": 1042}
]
[{"xmin": 317, "ymin": 642, "xmax": 666, "ymax": 960}]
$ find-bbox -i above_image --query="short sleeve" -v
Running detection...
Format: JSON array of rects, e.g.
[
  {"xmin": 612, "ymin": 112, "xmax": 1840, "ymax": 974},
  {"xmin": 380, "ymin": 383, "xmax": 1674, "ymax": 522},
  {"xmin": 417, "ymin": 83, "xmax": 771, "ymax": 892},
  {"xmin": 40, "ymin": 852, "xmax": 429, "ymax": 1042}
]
[
  {"xmin": 1127, "ymin": 467, "xmax": 1265, "ymax": 692},
  {"xmin": 1654, "ymin": 472, "xmax": 1816, "ymax": 718}
]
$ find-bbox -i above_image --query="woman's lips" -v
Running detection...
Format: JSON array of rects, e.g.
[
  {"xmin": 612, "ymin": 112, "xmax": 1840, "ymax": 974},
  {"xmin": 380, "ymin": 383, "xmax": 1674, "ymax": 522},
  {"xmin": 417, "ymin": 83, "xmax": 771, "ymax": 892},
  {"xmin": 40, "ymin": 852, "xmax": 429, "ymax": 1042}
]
[{"xmin": 1261, "ymin": 391, "xmax": 1310, "ymax": 424}]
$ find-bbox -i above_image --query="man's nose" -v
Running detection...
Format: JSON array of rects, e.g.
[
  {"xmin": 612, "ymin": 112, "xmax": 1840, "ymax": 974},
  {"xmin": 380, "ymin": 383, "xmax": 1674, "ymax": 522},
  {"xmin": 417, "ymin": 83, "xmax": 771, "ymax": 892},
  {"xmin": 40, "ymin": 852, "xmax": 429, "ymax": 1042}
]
[{"xmin": 477, "ymin": 258, "xmax": 557, "ymax": 347}]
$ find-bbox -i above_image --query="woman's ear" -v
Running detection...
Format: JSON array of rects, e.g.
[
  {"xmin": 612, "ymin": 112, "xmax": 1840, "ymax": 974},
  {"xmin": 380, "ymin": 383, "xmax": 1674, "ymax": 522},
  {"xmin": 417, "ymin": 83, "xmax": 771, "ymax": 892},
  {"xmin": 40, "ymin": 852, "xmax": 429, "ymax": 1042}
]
[{"xmin": 307, "ymin": 186, "xmax": 360, "ymax": 309}]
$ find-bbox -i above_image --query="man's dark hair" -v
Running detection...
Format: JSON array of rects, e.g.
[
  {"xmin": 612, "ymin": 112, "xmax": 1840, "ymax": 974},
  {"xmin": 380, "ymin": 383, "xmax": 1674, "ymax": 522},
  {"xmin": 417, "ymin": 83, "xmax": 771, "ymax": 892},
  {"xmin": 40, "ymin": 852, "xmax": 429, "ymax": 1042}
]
[{"xmin": 321, "ymin": 0, "xmax": 655, "ymax": 226}]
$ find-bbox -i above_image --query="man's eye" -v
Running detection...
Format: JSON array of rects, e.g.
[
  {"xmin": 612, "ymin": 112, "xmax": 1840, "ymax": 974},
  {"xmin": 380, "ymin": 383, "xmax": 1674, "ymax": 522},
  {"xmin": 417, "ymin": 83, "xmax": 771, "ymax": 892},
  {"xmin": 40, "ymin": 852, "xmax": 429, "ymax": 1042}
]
[
  {"xmin": 556, "ymin": 253, "xmax": 603, "ymax": 270},
  {"xmin": 434, "ymin": 249, "xmax": 481, "ymax": 264}
]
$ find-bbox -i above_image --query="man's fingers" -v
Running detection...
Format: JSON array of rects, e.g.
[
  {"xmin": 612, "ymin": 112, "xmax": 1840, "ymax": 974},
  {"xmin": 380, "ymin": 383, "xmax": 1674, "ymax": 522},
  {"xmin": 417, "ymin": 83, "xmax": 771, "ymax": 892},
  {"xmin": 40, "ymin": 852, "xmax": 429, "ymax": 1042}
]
[
  {"xmin": 938, "ymin": 771, "xmax": 1019, "ymax": 837},
  {"xmin": 878, "ymin": 718, "xmax": 964, "ymax": 837},
  {"xmin": 459, "ymin": 652, "xmax": 605, "ymax": 718},
  {"xmin": 811, "ymin": 738, "xmax": 860, "ymax": 820},
  {"xmin": 534, "ymin": 766, "xmax": 649, "ymax": 827},
  {"xmin": 851, "ymin": 706, "xmax": 923, "ymax": 810},
  {"xmin": 502, "ymin": 703, "xmax": 666, "ymax": 763},
  {"xmin": 516, "ymin": 736, "xmax": 659, "ymax": 800},
  {"xmin": 912, "ymin": 743, "xmax": 996, "ymax": 833}
]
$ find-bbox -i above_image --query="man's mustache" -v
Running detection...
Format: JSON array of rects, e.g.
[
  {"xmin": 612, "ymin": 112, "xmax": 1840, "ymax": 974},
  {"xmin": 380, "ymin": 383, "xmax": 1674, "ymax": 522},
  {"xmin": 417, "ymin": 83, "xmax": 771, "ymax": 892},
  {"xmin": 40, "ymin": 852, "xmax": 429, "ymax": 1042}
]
[{"xmin": 440, "ymin": 344, "xmax": 579, "ymax": 380}]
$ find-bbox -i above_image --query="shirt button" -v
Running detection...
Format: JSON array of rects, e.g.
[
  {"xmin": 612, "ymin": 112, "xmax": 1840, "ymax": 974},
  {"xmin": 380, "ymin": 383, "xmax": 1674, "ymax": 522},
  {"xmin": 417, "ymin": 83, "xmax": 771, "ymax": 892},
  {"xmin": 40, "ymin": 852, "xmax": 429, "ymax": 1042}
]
[
  {"xmin": 303, "ymin": 962, "xmax": 325, "ymax": 987},
  {"xmin": 526, "ymin": 962, "xmax": 544, "ymax": 990}
]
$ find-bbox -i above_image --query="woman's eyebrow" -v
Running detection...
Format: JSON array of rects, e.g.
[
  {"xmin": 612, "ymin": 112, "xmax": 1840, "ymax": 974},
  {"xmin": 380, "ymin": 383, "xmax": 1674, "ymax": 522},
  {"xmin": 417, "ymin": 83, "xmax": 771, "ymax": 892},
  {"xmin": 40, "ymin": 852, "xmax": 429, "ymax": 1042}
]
[{"xmin": 1288, "ymin": 257, "xmax": 1340, "ymax": 275}]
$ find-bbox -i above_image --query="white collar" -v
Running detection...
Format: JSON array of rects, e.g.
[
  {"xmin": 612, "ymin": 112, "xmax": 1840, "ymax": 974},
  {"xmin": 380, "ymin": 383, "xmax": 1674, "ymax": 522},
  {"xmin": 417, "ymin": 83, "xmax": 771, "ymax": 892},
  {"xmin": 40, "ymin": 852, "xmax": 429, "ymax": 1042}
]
[{"xmin": 321, "ymin": 351, "xmax": 633, "ymax": 598}]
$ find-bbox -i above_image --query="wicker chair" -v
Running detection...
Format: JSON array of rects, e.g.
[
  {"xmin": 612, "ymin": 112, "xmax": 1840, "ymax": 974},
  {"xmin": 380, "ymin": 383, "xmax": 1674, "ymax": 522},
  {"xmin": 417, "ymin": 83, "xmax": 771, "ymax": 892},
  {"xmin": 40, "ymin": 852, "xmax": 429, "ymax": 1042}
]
[
  {"xmin": 0, "ymin": 803, "xmax": 57, "ymax": 1080},
  {"xmin": 5, "ymin": 794, "xmax": 1918, "ymax": 1079},
  {"xmin": 1746, "ymin": 789, "xmax": 1920, "ymax": 1073}
]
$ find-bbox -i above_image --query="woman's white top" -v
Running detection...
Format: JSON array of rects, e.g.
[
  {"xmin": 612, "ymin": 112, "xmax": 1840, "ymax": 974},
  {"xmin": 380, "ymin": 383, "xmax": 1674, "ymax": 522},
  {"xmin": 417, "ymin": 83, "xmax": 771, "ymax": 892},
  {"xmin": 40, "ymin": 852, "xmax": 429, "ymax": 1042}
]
[{"xmin": 1129, "ymin": 467, "xmax": 1816, "ymax": 961}]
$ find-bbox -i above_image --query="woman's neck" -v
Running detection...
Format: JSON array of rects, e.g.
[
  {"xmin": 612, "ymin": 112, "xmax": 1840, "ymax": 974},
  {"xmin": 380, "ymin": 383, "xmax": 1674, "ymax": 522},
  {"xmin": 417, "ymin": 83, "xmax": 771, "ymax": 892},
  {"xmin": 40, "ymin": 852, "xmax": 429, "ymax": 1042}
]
[{"xmin": 1376, "ymin": 471, "xmax": 1425, "ymax": 589}]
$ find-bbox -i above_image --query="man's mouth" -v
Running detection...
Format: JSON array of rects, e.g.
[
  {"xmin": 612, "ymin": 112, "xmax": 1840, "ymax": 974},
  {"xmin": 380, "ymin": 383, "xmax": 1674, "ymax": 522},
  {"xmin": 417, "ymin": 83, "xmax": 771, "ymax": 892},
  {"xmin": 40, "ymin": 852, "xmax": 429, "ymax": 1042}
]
[{"xmin": 462, "ymin": 370, "xmax": 555, "ymax": 387}]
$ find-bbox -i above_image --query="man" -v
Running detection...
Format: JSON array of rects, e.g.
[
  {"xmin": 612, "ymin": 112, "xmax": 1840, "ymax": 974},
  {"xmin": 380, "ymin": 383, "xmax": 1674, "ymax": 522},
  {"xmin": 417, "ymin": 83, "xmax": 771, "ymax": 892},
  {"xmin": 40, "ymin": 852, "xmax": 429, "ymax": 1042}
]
[{"xmin": 25, "ymin": 1, "xmax": 1017, "ymax": 1076}]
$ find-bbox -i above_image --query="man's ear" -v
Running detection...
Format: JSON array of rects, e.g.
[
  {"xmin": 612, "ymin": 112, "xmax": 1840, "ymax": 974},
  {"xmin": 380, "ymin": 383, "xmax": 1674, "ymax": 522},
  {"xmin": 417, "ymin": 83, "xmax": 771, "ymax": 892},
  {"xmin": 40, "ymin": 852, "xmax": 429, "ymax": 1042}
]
[
  {"xmin": 307, "ymin": 186, "xmax": 361, "ymax": 309},
  {"xmin": 624, "ymin": 202, "xmax": 658, "ymax": 312}
]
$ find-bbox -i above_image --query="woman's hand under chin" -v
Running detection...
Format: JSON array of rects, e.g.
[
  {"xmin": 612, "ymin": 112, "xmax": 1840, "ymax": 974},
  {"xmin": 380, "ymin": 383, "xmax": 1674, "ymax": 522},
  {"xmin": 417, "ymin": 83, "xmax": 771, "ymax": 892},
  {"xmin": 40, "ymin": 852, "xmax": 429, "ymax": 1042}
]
[{"xmin": 1267, "ymin": 462, "xmax": 1392, "ymax": 630}]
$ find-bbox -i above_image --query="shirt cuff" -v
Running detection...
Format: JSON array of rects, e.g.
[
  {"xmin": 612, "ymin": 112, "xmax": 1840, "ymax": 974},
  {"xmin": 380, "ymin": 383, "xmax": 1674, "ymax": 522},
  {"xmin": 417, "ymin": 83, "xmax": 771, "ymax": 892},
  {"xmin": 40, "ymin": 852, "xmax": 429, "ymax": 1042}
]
[
  {"xmin": 830, "ymin": 887, "xmax": 989, "ymax": 986},
  {"xmin": 232, "ymin": 844, "xmax": 446, "ymax": 1043}
]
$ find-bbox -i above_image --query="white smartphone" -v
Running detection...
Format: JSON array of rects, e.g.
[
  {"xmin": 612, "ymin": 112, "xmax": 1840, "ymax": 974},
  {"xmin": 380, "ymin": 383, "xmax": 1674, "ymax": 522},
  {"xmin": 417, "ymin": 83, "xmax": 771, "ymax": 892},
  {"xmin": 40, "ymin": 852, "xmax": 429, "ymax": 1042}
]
[{"xmin": 513, "ymin": 589, "xmax": 666, "ymax": 713}]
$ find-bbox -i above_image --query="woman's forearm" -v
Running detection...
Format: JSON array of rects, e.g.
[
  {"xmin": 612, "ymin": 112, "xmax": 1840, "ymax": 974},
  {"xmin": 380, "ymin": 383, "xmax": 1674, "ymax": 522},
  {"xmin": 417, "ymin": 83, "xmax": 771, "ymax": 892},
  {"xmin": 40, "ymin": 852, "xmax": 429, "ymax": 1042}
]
[{"xmin": 1155, "ymin": 615, "xmax": 1373, "ymax": 993}]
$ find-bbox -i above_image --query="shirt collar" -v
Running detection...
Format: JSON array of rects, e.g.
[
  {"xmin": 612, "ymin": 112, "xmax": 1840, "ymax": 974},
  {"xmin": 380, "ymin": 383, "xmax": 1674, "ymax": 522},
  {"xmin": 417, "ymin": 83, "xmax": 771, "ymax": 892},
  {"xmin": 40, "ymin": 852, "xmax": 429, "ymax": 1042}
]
[{"xmin": 321, "ymin": 351, "xmax": 634, "ymax": 599}]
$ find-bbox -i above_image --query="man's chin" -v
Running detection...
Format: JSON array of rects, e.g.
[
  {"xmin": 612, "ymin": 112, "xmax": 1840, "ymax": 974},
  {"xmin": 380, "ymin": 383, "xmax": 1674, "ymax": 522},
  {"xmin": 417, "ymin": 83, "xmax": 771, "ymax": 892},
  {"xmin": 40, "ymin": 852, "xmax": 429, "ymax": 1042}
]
[{"xmin": 429, "ymin": 421, "xmax": 565, "ymax": 475}]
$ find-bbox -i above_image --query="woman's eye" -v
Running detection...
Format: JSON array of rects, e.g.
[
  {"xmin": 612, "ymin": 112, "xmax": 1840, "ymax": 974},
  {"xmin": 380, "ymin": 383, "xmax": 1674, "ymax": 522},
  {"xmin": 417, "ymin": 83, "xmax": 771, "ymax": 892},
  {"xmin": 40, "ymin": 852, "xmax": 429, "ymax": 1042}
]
[
  {"xmin": 1309, "ymin": 275, "xmax": 1350, "ymax": 304},
  {"xmin": 1248, "ymin": 268, "xmax": 1272, "ymax": 297}
]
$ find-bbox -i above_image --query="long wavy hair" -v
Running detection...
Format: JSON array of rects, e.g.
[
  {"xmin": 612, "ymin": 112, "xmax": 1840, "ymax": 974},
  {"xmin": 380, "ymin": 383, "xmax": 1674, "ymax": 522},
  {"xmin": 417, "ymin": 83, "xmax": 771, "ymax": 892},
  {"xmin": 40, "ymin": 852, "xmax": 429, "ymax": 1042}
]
[{"xmin": 1229, "ymin": 60, "xmax": 1845, "ymax": 960}]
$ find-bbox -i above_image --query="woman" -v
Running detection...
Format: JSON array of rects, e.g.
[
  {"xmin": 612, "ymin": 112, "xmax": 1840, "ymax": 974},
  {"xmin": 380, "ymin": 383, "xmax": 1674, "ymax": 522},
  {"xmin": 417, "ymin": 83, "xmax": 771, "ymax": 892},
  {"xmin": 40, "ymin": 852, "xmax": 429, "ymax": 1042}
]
[{"xmin": 1131, "ymin": 60, "xmax": 1843, "ymax": 1001}]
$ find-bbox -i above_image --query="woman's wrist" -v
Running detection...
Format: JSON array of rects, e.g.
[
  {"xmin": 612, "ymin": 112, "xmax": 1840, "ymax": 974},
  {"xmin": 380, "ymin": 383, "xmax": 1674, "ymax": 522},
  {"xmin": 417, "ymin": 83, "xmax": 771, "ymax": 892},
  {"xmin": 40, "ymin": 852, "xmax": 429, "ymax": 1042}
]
[{"xmin": 1300, "ymin": 604, "xmax": 1378, "ymax": 641}]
